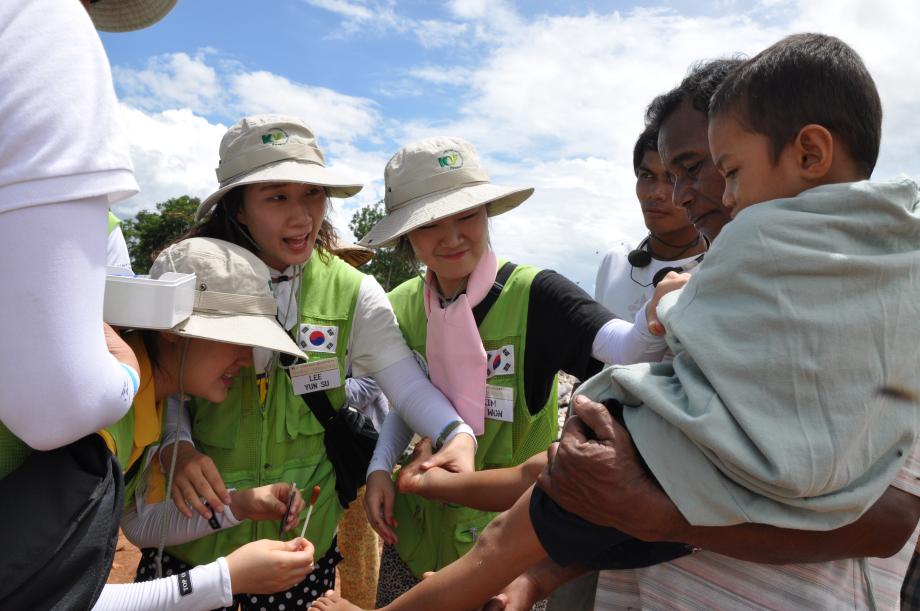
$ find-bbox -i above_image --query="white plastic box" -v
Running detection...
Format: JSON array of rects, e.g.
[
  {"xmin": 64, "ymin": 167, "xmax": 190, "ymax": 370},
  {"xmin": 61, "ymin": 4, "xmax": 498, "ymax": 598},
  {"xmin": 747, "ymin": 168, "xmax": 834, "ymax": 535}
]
[{"xmin": 104, "ymin": 270, "xmax": 196, "ymax": 329}]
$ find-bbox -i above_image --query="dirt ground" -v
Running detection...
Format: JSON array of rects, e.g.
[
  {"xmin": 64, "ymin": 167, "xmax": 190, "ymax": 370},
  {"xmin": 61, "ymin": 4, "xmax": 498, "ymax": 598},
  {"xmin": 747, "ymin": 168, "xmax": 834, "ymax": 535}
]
[{"xmin": 107, "ymin": 530, "xmax": 142, "ymax": 584}]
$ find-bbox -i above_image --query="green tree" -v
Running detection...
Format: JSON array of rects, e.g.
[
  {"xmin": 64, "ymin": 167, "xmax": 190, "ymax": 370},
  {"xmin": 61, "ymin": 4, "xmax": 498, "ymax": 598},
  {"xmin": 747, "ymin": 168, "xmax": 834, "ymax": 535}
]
[
  {"xmin": 122, "ymin": 195, "xmax": 200, "ymax": 274},
  {"xmin": 349, "ymin": 201, "xmax": 417, "ymax": 291}
]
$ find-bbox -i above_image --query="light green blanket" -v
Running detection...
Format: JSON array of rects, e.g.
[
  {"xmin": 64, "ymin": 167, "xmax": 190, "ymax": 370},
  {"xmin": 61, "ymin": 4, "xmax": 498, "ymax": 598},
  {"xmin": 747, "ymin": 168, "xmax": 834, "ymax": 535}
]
[{"xmin": 581, "ymin": 179, "xmax": 920, "ymax": 529}]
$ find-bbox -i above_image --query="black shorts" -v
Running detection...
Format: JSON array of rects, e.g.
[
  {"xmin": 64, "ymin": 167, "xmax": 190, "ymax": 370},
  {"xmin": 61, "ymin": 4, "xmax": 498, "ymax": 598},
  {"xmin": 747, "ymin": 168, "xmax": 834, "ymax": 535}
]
[{"xmin": 529, "ymin": 399, "xmax": 692, "ymax": 570}]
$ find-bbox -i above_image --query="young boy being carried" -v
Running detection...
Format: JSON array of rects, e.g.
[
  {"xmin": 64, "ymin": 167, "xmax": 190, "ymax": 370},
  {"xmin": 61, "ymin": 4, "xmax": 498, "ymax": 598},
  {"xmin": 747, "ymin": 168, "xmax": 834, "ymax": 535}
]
[{"xmin": 310, "ymin": 33, "xmax": 920, "ymax": 611}]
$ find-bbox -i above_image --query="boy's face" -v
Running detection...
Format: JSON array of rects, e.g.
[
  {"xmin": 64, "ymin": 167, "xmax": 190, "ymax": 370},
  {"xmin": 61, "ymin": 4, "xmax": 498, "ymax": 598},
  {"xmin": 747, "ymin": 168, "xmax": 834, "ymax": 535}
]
[{"xmin": 708, "ymin": 114, "xmax": 804, "ymax": 218}]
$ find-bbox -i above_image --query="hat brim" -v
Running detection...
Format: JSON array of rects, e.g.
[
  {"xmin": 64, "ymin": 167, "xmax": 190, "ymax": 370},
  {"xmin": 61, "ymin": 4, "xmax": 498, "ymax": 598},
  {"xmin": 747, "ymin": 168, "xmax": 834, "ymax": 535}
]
[
  {"xmin": 358, "ymin": 182, "xmax": 533, "ymax": 248},
  {"xmin": 196, "ymin": 159, "xmax": 364, "ymax": 221},
  {"xmin": 332, "ymin": 244, "xmax": 374, "ymax": 268},
  {"xmin": 88, "ymin": 0, "xmax": 177, "ymax": 32},
  {"xmin": 172, "ymin": 312, "xmax": 306, "ymax": 359}
]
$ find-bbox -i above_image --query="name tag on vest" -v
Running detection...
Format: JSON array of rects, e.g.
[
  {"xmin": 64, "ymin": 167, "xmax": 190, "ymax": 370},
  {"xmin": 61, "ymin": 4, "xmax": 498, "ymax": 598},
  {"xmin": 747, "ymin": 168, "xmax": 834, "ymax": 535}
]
[
  {"xmin": 485, "ymin": 384, "xmax": 514, "ymax": 422},
  {"xmin": 289, "ymin": 359, "xmax": 342, "ymax": 394},
  {"xmin": 486, "ymin": 345, "xmax": 515, "ymax": 378},
  {"xmin": 298, "ymin": 324, "xmax": 339, "ymax": 354}
]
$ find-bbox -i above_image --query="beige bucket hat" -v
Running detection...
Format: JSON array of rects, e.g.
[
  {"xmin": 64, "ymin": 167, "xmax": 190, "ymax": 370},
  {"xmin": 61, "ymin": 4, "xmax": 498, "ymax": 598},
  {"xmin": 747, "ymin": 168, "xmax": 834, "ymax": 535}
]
[
  {"xmin": 331, "ymin": 238, "xmax": 374, "ymax": 268},
  {"xmin": 87, "ymin": 0, "xmax": 177, "ymax": 32},
  {"xmin": 359, "ymin": 136, "xmax": 533, "ymax": 248},
  {"xmin": 196, "ymin": 115, "xmax": 363, "ymax": 221},
  {"xmin": 150, "ymin": 237, "xmax": 305, "ymax": 358}
]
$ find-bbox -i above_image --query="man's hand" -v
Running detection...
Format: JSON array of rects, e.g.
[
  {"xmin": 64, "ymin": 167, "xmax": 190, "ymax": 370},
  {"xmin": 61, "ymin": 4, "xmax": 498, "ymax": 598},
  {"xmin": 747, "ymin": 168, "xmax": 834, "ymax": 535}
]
[
  {"xmin": 421, "ymin": 431, "xmax": 476, "ymax": 474},
  {"xmin": 537, "ymin": 395, "xmax": 682, "ymax": 541},
  {"xmin": 159, "ymin": 440, "xmax": 231, "ymax": 519},
  {"xmin": 646, "ymin": 271, "xmax": 690, "ymax": 336}
]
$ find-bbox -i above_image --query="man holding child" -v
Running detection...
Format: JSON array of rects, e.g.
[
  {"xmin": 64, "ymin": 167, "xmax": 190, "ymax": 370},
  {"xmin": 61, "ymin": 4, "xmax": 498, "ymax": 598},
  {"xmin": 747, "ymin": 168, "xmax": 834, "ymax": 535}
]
[{"xmin": 544, "ymin": 37, "xmax": 920, "ymax": 610}]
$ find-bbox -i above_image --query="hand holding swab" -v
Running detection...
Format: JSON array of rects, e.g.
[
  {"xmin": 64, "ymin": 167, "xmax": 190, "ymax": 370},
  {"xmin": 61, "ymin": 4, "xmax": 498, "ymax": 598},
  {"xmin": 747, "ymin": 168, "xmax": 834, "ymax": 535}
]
[{"xmin": 299, "ymin": 485, "xmax": 321, "ymax": 539}]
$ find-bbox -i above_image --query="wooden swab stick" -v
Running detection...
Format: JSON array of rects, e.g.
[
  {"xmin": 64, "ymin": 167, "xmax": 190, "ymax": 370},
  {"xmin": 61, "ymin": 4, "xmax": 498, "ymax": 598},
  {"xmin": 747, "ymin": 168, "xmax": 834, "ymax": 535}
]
[{"xmin": 299, "ymin": 485, "xmax": 321, "ymax": 539}]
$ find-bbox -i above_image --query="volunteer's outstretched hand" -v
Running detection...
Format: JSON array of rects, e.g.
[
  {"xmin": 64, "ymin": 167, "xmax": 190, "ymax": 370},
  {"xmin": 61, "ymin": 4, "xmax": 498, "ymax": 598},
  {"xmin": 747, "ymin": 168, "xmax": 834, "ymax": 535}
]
[
  {"xmin": 420, "ymin": 430, "xmax": 476, "ymax": 473},
  {"xmin": 364, "ymin": 470, "xmax": 398, "ymax": 545},
  {"xmin": 231, "ymin": 483, "xmax": 305, "ymax": 533},
  {"xmin": 160, "ymin": 440, "xmax": 231, "ymax": 519}
]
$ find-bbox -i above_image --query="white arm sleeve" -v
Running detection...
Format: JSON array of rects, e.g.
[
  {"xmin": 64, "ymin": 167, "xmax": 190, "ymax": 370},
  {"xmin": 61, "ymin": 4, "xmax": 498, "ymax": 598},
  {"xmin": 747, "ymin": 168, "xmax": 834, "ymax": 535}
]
[
  {"xmin": 93, "ymin": 558, "xmax": 232, "ymax": 611},
  {"xmin": 121, "ymin": 489, "xmax": 242, "ymax": 548},
  {"xmin": 0, "ymin": 198, "xmax": 137, "ymax": 450},
  {"xmin": 590, "ymin": 304, "xmax": 668, "ymax": 365},
  {"xmin": 372, "ymin": 356, "xmax": 475, "ymax": 445},
  {"xmin": 159, "ymin": 396, "xmax": 194, "ymax": 451},
  {"xmin": 367, "ymin": 409, "xmax": 415, "ymax": 475}
]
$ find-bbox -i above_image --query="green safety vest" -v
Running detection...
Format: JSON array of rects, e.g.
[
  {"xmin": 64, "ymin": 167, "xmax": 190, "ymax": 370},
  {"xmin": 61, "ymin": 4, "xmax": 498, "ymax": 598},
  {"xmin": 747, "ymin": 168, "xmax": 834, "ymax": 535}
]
[
  {"xmin": 388, "ymin": 262, "xmax": 558, "ymax": 577},
  {"xmin": 168, "ymin": 252, "xmax": 364, "ymax": 566},
  {"xmin": 107, "ymin": 210, "xmax": 121, "ymax": 233},
  {"xmin": 0, "ymin": 334, "xmax": 157, "ymax": 506}
]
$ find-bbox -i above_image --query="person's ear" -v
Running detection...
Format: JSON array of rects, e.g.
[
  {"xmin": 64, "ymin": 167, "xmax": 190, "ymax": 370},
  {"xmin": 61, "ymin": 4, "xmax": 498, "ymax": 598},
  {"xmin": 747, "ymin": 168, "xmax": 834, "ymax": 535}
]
[{"xmin": 793, "ymin": 124, "xmax": 833, "ymax": 179}]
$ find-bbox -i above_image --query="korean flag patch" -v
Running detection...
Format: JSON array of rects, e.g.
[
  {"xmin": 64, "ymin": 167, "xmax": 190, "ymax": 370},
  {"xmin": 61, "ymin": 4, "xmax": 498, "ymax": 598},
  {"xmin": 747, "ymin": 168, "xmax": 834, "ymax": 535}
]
[
  {"xmin": 298, "ymin": 324, "xmax": 338, "ymax": 354},
  {"xmin": 486, "ymin": 345, "xmax": 515, "ymax": 378}
]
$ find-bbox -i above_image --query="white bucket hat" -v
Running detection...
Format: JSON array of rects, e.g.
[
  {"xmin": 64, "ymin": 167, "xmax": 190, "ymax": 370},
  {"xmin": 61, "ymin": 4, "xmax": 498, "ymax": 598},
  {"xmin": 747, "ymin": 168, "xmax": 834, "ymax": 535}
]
[
  {"xmin": 150, "ymin": 237, "xmax": 305, "ymax": 359},
  {"xmin": 196, "ymin": 114, "xmax": 363, "ymax": 221},
  {"xmin": 86, "ymin": 0, "xmax": 177, "ymax": 32},
  {"xmin": 358, "ymin": 136, "xmax": 533, "ymax": 248}
]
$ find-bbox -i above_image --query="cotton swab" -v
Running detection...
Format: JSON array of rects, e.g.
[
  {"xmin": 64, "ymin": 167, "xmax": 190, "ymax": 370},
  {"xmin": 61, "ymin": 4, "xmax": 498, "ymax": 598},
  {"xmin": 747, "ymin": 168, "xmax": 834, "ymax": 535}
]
[{"xmin": 299, "ymin": 485, "xmax": 321, "ymax": 539}]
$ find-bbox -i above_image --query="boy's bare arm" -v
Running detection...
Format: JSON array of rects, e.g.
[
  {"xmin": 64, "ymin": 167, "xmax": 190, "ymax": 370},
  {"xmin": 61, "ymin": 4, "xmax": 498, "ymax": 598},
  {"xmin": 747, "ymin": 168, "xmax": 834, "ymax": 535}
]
[{"xmin": 398, "ymin": 439, "xmax": 547, "ymax": 512}]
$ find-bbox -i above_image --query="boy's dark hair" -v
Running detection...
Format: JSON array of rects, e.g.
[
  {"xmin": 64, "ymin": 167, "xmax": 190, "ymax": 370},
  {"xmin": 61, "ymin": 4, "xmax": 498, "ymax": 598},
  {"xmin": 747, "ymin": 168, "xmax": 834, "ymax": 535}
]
[
  {"xmin": 645, "ymin": 58, "xmax": 744, "ymax": 134},
  {"xmin": 632, "ymin": 127, "xmax": 658, "ymax": 175},
  {"xmin": 710, "ymin": 33, "xmax": 882, "ymax": 178}
]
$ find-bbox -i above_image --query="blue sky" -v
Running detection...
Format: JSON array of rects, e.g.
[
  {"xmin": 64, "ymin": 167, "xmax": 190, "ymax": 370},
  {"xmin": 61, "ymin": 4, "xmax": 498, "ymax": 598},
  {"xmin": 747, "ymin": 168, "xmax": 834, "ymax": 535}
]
[{"xmin": 100, "ymin": 0, "xmax": 920, "ymax": 290}]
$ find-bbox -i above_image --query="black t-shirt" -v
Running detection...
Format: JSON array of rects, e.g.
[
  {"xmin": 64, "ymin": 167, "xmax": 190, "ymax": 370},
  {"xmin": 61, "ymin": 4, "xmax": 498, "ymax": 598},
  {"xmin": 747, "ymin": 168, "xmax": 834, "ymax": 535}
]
[{"xmin": 522, "ymin": 270, "xmax": 614, "ymax": 414}]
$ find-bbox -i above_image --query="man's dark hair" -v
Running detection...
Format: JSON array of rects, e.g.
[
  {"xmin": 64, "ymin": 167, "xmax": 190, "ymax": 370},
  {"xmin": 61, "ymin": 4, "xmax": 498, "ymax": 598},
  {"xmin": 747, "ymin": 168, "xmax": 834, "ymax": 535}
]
[
  {"xmin": 632, "ymin": 126, "xmax": 658, "ymax": 175},
  {"xmin": 645, "ymin": 58, "xmax": 744, "ymax": 134},
  {"xmin": 710, "ymin": 33, "xmax": 882, "ymax": 177}
]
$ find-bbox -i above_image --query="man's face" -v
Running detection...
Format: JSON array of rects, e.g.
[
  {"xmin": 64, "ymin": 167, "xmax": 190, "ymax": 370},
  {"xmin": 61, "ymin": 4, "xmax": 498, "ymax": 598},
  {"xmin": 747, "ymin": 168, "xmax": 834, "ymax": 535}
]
[
  {"xmin": 708, "ymin": 113, "xmax": 804, "ymax": 219},
  {"xmin": 635, "ymin": 149, "xmax": 694, "ymax": 235},
  {"xmin": 658, "ymin": 100, "xmax": 732, "ymax": 241}
]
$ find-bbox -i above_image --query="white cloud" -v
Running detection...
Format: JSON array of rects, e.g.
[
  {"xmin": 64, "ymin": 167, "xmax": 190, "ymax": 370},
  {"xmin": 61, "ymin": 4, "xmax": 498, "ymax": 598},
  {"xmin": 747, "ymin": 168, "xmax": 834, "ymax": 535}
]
[
  {"xmin": 113, "ymin": 106, "xmax": 226, "ymax": 217},
  {"xmin": 113, "ymin": 52, "xmax": 222, "ymax": 114},
  {"xmin": 303, "ymin": 0, "xmax": 375, "ymax": 21},
  {"xmin": 407, "ymin": 65, "xmax": 473, "ymax": 86},
  {"xmin": 230, "ymin": 71, "xmax": 378, "ymax": 145}
]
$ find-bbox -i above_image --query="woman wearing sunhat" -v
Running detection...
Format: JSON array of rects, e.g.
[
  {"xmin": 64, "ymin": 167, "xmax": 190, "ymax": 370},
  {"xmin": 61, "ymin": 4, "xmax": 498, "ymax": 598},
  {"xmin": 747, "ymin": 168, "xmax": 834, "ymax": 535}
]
[
  {"xmin": 358, "ymin": 136, "xmax": 669, "ymax": 605},
  {"xmin": 0, "ymin": 238, "xmax": 317, "ymax": 609},
  {"xmin": 144, "ymin": 115, "xmax": 480, "ymax": 608}
]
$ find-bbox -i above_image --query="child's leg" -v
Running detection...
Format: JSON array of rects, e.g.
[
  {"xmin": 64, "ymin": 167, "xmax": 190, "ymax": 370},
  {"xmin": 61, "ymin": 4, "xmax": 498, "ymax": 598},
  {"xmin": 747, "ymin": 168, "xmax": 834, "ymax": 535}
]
[{"xmin": 309, "ymin": 485, "xmax": 547, "ymax": 611}]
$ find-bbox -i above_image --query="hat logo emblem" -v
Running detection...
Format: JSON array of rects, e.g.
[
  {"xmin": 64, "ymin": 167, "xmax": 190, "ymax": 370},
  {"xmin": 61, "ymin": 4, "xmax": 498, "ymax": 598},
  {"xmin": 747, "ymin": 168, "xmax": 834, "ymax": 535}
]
[
  {"xmin": 261, "ymin": 128, "xmax": 289, "ymax": 146},
  {"xmin": 437, "ymin": 150, "xmax": 463, "ymax": 169}
]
